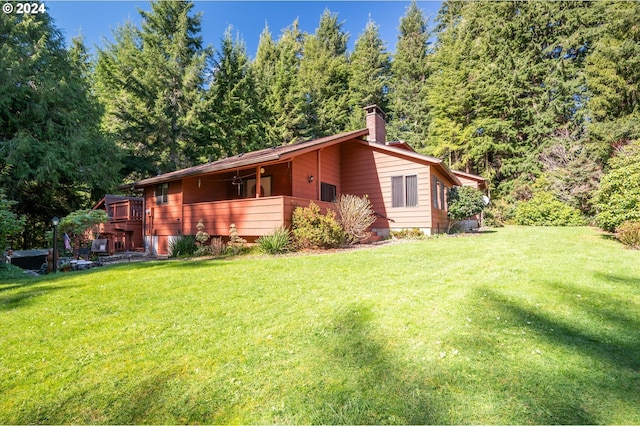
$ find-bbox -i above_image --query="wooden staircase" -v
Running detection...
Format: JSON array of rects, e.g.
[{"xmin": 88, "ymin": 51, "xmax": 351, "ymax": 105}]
[{"xmin": 360, "ymin": 230, "xmax": 383, "ymax": 244}]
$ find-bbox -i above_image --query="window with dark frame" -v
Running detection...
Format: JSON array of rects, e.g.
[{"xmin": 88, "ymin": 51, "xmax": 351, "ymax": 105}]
[
  {"xmin": 392, "ymin": 175, "xmax": 418, "ymax": 208},
  {"xmin": 156, "ymin": 183, "xmax": 169, "ymax": 204},
  {"xmin": 321, "ymin": 182, "xmax": 337, "ymax": 202}
]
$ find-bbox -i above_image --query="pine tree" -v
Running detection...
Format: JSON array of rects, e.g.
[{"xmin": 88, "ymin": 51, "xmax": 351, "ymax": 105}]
[
  {"xmin": 586, "ymin": 0, "xmax": 640, "ymax": 162},
  {"xmin": 297, "ymin": 9, "xmax": 351, "ymax": 138},
  {"xmin": 95, "ymin": 0, "xmax": 211, "ymax": 177},
  {"xmin": 387, "ymin": 1, "xmax": 431, "ymax": 148},
  {"xmin": 347, "ymin": 18, "xmax": 392, "ymax": 129},
  {"xmin": 252, "ymin": 22, "xmax": 306, "ymax": 146},
  {"xmin": 0, "ymin": 13, "xmax": 120, "ymax": 247},
  {"xmin": 426, "ymin": 1, "xmax": 600, "ymax": 198},
  {"xmin": 207, "ymin": 27, "xmax": 262, "ymax": 157}
]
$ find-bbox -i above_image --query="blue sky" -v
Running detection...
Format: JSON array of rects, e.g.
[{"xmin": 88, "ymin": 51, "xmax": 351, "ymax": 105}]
[{"xmin": 45, "ymin": 1, "xmax": 442, "ymax": 58}]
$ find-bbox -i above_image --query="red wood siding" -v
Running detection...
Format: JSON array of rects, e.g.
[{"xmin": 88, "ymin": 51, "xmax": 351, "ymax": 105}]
[
  {"xmin": 292, "ymin": 151, "xmax": 318, "ymax": 199},
  {"xmin": 183, "ymin": 196, "xmax": 285, "ymax": 236},
  {"xmin": 319, "ymin": 144, "xmax": 341, "ymax": 196},
  {"xmin": 182, "ymin": 196, "xmax": 334, "ymax": 238},
  {"xmin": 145, "ymin": 182, "xmax": 183, "ymax": 236},
  {"xmin": 340, "ymin": 141, "xmax": 432, "ymax": 230},
  {"xmin": 430, "ymin": 167, "xmax": 453, "ymax": 234}
]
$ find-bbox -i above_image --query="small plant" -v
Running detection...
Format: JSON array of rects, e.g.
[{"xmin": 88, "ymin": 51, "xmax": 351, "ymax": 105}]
[
  {"xmin": 390, "ymin": 228, "xmax": 425, "ymax": 239},
  {"xmin": 195, "ymin": 220, "xmax": 210, "ymax": 245},
  {"xmin": 168, "ymin": 235, "xmax": 197, "ymax": 258},
  {"xmin": 291, "ymin": 202, "xmax": 346, "ymax": 249},
  {"xmin": 209, "ymin": 237, "xmax": 227, "ymax": 257},
  {"xmin": 228, "ymin": 224, "xmax": 247, "ymax": 255},
  {"xmin": 616, "ymin": 220, "xmax": 640, "ymax": 249},
  {"xmin": 334, "ymin": 194, "xmax": 376, "ymax": 245},
  {"xmin": 257, "ymin": 226, "xmax": 293, "ymax": 255}
]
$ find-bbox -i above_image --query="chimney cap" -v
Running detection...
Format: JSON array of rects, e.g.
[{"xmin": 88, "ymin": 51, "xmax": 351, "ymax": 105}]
[{"xmin": 364, "ymin": 104, "xmax": 386, "ymax": 119}]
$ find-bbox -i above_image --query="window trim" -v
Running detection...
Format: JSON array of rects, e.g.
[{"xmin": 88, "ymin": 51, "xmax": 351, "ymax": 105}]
[
  {"xmin": 320, "ymin": 182, "xmax": 337, "ymax": 202},
  {"xmin": 391, "ymin": 175, "xmax": 418, "ymax": 208},
  {"xmin": 156, "ymin": 183, "xmax": 169, "ymax": 204}
]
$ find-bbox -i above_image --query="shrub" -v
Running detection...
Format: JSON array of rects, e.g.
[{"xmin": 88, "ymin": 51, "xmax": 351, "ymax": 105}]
[
  {"xmin": 228, "ymin": 224, "xmax": 247, "ymax": 255},
  {"xmin": 291, "ymin": 202, "xmax": 346, "ymax": 249},
  {"xmin": 334, "ymin": 194, "xmax": 376, "ymax": 245},
  {"xmin": 390, "ymin": 228, "xmax": 425, "ymax": 239},
  {"xmin": 484, "ymin": 198, "xmax": 517, "ymax": 227},
  {"xmin": 195, "ymin": 220, "xmax": 210, "ymax": 245},
  {"xmin": 514, "ymin": 192, "xmax": 585, "ymax": 226},
  {"xmin": 209, "ymin": 237, "xmax": 227, "ymax": 257},
  {"xmin": 447, "ymin": 186, "xmax": 486, "ymax": 232},
  {"xmin": 257, "ymin": 226, "xmax": 292, "ymax": 254},
  {"xmin": 616, "ymin": 220, "xmax": 640, "ymax": 249},
  {"xmin": 594, "ymin": 142, "xmax": 640, "ymax": 232},
  {"xmin": 169, "ymin": 235, "xmax": 197, "ymax": 258},
  {"xmin": 0, "ymin": 192, "xmax": 24, "ymax": 252}
]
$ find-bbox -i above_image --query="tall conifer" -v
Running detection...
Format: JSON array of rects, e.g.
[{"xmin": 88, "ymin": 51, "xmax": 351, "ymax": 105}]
[
  {"xmin": 297, "ymin": 9, "xmax": 351, "ymax": 138},
  {"xmin": 348, "ymin": 19, "xmax": 391, "ymax": 129},
  {"xmin": 387, "ymin": 1, "xmax": 431, "ymax": 149}
]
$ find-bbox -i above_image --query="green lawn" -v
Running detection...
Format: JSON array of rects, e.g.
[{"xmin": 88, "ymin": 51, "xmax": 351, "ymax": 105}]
[{"xmin": 1, "ymin": 226, "xmax": 639, "ymax": 424}]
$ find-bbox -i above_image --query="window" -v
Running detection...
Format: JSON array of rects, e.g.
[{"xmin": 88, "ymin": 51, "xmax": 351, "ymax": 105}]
[
  {"xmin": 321, "ymin": 182, "xmax": 337, "ymax": 202},
  {"xmin": 432, "ymin": 178, "xmax": 448, "ymax": 211},
  {"xmin": 392, "ymin": 175, "xmax": 418, "ymax": 208},
  {"xmin": 156, "ymin": 183, "xmax": 168, "ymax": 204},
  {"xmin": 391, "ymin": 176, "xmax": 404, "ymax": 207},
  {"xmin": 406, "ymin": 175, "xmax": 418, "ymax": 207}
]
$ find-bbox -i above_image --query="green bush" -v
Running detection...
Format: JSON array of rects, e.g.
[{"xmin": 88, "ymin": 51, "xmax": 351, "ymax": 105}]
[
  {"xmin": 169, "ymin": 235, "xmax": 197, "ymax": 258},
  {"xmin": 292, "ymin": 202, "xmax": 346, "ymax": 249},
  {"xmin": 594, "ymin": 142, "xmax": 640, "ymax": 232},
  {"xmin": 447, "ymin": 186, "xmax": 486, "ymax": 232},
  {"xmin": 514, "ymin": 192, "xmax": 585, "ymax": 226},
  {"xmin": 0, "ymin": 263, "xmax": 26, "ymax": 280},
  {"xmin": 616, "ymin": 220, "xmax": 640, "ymax": 249},
  {"xmin": 390, "ymin": 228, "xmax": 425, "ymax": 239},
  {"xmin": 334, "ymin": 194, "xmax": 376, "ymax": 245},
  {"xmin": 257, "ymin": 226, "xmax": 293, "ymax": 255}
]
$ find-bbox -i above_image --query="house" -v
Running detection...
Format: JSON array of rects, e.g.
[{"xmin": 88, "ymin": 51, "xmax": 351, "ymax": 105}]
[
  {"xmin": 92, "ymin": 195, "xmax": 145, "ymax": 254},
  {"xmin": 122, "ymin": 105, "xmax": 486, "ymax": 255}
]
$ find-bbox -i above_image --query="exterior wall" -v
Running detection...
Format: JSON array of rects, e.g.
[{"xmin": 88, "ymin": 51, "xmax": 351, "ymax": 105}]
[
  {"xmin": 456, "ymin": 175, "xmax": 481, "ymax": 189},
  {"xmin": 430, "ymin": 167, "xmax": 453, "ymax": 234},
  {"xmin": 340, "ymin": 141, "xmax": 432, "ymax": 233},
  {"xmin": 292, "ymin": 151, "xmax": 318, "ymax": 199},
  {"xmin": 319, "ymin": 144, "xmax": 341, "ymax": 196},
  {"xmin": 144, "ymin": 181, "xmax": 183, "ymax": 254}
]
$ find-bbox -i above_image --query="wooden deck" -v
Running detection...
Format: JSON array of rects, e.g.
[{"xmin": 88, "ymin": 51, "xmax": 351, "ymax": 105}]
[{"xmin": 182, "ymin": 196, "xmax": 334, "ymax": 237}]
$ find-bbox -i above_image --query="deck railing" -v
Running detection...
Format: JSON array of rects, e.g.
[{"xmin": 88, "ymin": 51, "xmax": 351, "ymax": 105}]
[{"xmin": 109, "ymin": 199, "xmax": 143, "ymax": 222}]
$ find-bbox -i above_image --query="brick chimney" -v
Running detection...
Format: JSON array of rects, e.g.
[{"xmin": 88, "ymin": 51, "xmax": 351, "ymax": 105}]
[{"xmin": 364, "ymin": 105, "xmax": 386, "ymax": 145}]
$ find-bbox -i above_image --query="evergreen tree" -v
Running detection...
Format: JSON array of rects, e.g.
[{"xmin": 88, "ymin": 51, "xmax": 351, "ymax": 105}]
[
  {"xmin": 0, "ymin": 13, "xmax": 120, "ymax": 248},
  {"xmin": 253, "ymin": 21, "xmax": 307, "ymax": 145},
  {"xmin": 297, "ymin": 9, "xmax": 351, "ymax": 138},
  {"xmin": 207, "ymin": 27, "xmax": 262, "ymax": 157},
  {"xmin": 426, "ymin": 1, "xmax": 599, "ymax": 198},
  {"xmin": 347, "ymin": 18, "xmax": 391, "ymax": 129},
  {"xmin": 387, "ymin": 1, "xmax": 431, "ymax": 149},
  {"xmin": 95, "ymin": 0, "xmax": 211, "ymax": 177},
  {"xmin": 586, "ymin": 0, "xmax": 640, "ymax": 162}
]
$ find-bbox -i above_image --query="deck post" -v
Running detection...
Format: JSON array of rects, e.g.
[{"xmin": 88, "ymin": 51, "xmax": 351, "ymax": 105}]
[{"xmin": 255, "ymin": 166, "xmax": 261, "ymax": 198}]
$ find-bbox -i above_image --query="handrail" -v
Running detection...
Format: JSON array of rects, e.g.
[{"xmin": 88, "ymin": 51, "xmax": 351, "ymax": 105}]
[{"xmin": 374, "ymin": 211, "xmax": 395, "ymax": 223}]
